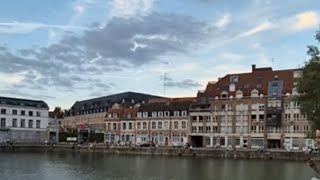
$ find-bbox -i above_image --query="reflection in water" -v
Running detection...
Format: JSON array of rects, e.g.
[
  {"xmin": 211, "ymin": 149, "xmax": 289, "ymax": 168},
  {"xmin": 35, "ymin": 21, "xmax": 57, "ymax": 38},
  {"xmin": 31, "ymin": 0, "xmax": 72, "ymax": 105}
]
[{"xmin": 0, "ymin": 152, "xmax": 315, "ymax": 180}]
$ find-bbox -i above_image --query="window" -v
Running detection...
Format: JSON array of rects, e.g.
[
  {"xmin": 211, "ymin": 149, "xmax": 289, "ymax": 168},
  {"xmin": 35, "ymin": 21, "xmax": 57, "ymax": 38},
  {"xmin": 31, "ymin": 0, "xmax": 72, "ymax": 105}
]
[
  {"xmin": 285, "ymin": 114, "xmax": 291, "ymax": 121},
  {"xmin": 205, "ymin": 116, "xmax": 211, "ymax": 123},
  {"xmin": 137, "ymin": 112, "xmax": 142, "ymax": 118},
  {"xmin": 230, "ymin": 76, "xmax": 238, "ymax": 83},
  {"xmin": 0, "ymin": 118, "xmax": 5, "ymax": 128},
  {"xmin": 36, "ymin": 111, "xmax": 41, "ymax": 117},
  {"xmin": 143, "ymin": 112, "xmax": 148, "ymax": 117},
  {"xmin": 199, "ymin": 126, "xmax": 203, "ymax": 133},
  {"xmin": 259, "ymin": 104, "xmax": 265, "ymax": 111},
  {"xmin": 137, "ymin": 122, "xmax": 141, "ymax": 129},
  {"xmin": 1, "ymin": 109, "xmax": 6, "ymax": 114},
  {"xmin": 181, "ymin": 111, "xmax": 187, "ymax": 116},
  {"xmin": 229, "ymin": 83, "xmax": 236, "ymax": 92},
  {"xmin": 294, "ymin": 102, "xmax": 300, "ymax": 109},
  {"xmin": 143, "ymin": 122, "xmax": 147, "ymax": 129},
  {"xmin": 152, "ymin": 112, "xmax": 157, "ymax": 117},
  {"xmin": 127, "ymin": 113, "xmax": 131, "ymax": 119},
  {"xmin": 36, "ymin": 120, "xmax": 41, "ymax": 128},
  {"xmin": 20, "ymin": 119, "xmax": 25, "ymax": 128},
  {"xmin": 213, "ymin": 126, "xmax": 218, "ymax": 133},
  {"xmin": 259, "ymin": 115, "xmax": 264, "ymax": 121},
  {"xmin": 182, "ymin": 121, "xmax": 186, "ymax": 129},
  {"xmin": 192, "ymin": 126, "xmax": 197, "ymax": 133},
  {"xmin": 113, "ymin": 113, "xmax": 117, "ymax": 118},
  {"xmin": 12, "ymin": 109, "xmax": 17, "ymax": 115},
  {"xmin": 206, "ymin": 126, "xmax": 212, "ymax": 133},
  {"xmin": 251, "ymin": 115, "xmax": 257, "ymax": 121},
  {"xmin": 123, "ymin": 122, "xmax": 126, "ymax": 130},
  {"xmin": 21, "ymin": 110, "xmax": 25, "ymax": 116},
  {"xmin": 174, "ymin": 121, "xmax": 179, "ymax": 129},
  {"xmin": 251, "ymin": 89, "xmax": 259, "ymax": 97},
  {"xmin": 113, "ymin": 123, "xmax": 117, "ymax": 130},
  {"xmin": 256, "ymin": 84, "xmax": 262, "ymax": 89},
  {"xmin": 174, "ymin": 111, "xmax": 180, "ymax": 116},
  {"xmin": 164, "ymin": 121, "xmax": 169, "ymax": 129},
  {"xmin": 158, "ymin": 121, "xmax": 162, "ymax": 129},
  {"xmin": 285, "ymin": 103, "xmax": 290, "ymax": 109},
  {"xmin": 28, "ymin": 120, "xmax": 33, "ymax": 128},
  {"xmin": 221, "ymin": 91, "xmax": 228, "ymax": 99},
  {"xmin": 164, "ymin": 111, "xmax": 170, "ymax": 117},
  {"xmin": 29, "ymin": 111, "xmax": 33, "ymax": 116},
  {"xmin": 12, "ymin": 118, "xmax": 17, "ymax": 127},
  {"xmin": 158, "ymin": 111, "xmax": 163, "ymax": 117},
  {"xmin": 192, "ymin": 116, "xmax": 197, "ymax": 123},
  {"xmin": 107, "ymin": 123, "xmax": 111, "ymax": 130},
  {"xmin": 129, "ymin": 122, "xmax": 132, "ymax": 130},
  {"xmin": 294, "ymin": 114, "xmax": 300, "ymax": 121},
  {"xmin": 236, "ymin": 90, "xmax": 243, "ymax": 98},
  {"xmin": 152, "ymin": 122, "xmax": 156, "ymax": 129},
  {"xmin": 199, "ymin": 116, "xmax": 204, "ymax": 123}
]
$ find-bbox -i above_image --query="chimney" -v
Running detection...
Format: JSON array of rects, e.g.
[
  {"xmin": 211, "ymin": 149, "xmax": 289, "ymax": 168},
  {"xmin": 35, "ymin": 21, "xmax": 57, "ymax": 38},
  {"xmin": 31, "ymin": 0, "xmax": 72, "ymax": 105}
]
[{"xmin": 252, "ymin": 64, "xmax": 256, "ymax": 72}]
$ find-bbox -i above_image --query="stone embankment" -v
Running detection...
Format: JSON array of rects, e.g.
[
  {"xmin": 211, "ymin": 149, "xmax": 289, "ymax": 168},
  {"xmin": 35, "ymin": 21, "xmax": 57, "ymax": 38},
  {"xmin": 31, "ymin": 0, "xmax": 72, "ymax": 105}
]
[{"xmin": 1, "ymin": 144, "xmax": 319, "ymax": 161}]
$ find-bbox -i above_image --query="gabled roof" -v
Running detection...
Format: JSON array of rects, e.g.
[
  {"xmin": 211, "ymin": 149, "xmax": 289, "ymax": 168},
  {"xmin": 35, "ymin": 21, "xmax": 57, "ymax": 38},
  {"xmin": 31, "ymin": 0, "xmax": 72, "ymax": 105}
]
[
  {"xmin": 0, "ymin": 96, "xmax": 49, "ymax": 109},
  {"xmin": 200, "ymin": 65, "xmax": 300, "ymax": 98}
]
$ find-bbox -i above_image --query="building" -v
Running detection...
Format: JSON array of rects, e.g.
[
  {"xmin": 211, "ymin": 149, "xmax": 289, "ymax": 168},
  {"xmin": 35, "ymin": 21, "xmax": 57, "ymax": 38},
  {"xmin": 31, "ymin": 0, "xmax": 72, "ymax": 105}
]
[
  {"xmin": 190, "ymin": 64, "xmax": 310, "ymax": 149},
  {"xmin": 63, "ymin": 92, "xmax": 164, "ymax": 143},
  {"xmin": 48, "ymin": 107, "xmax": 64, "ymax": 143},
  {"xmin": 105, "ymin": 104, "xmax": 139, "ymax": 145},
  {"xmin": 135, "ymin": 98, "xmax": 195, "ymax": 146},
  {"xmin": 0, "ymin": 96, "xmax": 49, "ymax": 144}
]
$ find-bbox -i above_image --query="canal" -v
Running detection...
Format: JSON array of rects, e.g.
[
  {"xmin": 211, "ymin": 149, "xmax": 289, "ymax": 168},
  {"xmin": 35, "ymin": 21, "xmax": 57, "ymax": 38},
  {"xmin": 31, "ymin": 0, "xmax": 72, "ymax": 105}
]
[{"xmin": 0, "ymin": 152, "xmax": 316, "ymax": 180}]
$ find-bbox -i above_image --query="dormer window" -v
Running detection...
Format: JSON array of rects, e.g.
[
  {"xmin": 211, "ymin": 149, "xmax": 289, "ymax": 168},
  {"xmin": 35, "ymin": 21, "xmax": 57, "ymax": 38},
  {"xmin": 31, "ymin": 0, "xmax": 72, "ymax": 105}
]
[
  {"xmin": 174, "ymin": 111, "xmax": 180, "ymax": 117},
  {"xmin": 152, "ymin": 112, "xmax": 157, "ymax": 117},
  {"xmin": 164, "ymin": 111, "xmax": 170, "ymax": 117},
  {"xmin": 108, "ymin": 113, "xmax": 112, "ymax": 118},
  {"xmin": 236, "ymin": 90, "xmax": 243, "ymax": 99},
  {"xmin": 251, "ymin": 89, "xmax": 259, "ymax": 97},
  {"xmin": 158, "ymin": 111, "xmax": 163, "ymax": 117},
  {"xmin": 230, "ymin": 76, "xmax": 238, "ymax": 83},
  {"xmin": 143, "ymin": 112, "xmax": 148, "ymax": 117},
  {"xmin": 137, "ymin": 112, "xmax": 142, "ymax": 118},
  {"xmin": 221, "ymin": 91, "xmax": 228, "ymax": 99},
  {"xmin": 113, "ymin": 113, "xmax": 117, "ymax": 118},
  {"xmin": 181, "ymin": 110, "xmax": 187, "ymax": 116}
]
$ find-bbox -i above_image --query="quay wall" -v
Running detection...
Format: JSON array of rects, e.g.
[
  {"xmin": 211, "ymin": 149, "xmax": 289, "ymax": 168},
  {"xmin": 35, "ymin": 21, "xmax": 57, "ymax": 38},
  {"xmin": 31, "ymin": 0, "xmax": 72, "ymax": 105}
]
[{"xmin": 2, "ymin": 144, "xmax": 319, "ymax": 161}]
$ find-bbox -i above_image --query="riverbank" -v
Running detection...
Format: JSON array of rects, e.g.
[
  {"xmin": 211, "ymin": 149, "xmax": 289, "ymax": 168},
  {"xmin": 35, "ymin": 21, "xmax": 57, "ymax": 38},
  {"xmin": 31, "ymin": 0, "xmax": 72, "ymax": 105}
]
[{"xmin": 2, "ymin": 144, "xmax": 319, "ymax": 161}]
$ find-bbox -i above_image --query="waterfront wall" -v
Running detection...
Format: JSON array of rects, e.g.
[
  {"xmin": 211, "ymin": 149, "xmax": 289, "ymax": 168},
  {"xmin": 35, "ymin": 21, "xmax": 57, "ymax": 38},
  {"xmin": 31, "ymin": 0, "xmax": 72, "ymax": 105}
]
[{"xmin": 3, "ymin": 144, "xmax": 320, "ymax": 161}]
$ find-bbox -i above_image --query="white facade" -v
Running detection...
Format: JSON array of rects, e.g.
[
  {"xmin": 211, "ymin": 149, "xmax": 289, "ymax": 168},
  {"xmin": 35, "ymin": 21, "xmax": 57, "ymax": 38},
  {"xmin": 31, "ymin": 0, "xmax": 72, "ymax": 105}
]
[{"xmin": 0, "ymin": 100, "xmax": 49, "ymax": 144}]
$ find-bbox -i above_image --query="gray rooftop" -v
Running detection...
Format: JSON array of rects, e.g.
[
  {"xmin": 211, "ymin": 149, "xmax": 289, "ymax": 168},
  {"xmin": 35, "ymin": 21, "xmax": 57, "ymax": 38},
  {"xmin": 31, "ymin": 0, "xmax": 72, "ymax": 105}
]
[{"xmin": 0, "ymin": 96, "xmax": 49, "ymax": 109}]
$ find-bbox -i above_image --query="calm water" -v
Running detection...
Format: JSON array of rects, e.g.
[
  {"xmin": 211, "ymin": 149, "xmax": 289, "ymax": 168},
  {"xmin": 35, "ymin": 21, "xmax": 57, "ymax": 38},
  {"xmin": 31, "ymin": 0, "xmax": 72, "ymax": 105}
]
[{"xmin": 0, "ymin": 152, "xmax": 316, "ymax": 180}]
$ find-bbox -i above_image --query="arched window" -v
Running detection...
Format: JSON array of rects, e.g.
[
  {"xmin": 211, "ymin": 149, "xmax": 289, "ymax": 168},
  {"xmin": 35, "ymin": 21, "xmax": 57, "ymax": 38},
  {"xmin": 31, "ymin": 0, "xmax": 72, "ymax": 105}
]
[
  {"xmin": 236, "ymin": 90, "xmax": 243, "ymax": 99},
  {"xmin": 251, "ymin": 89, "xmax": 259, "ymax": 97}
]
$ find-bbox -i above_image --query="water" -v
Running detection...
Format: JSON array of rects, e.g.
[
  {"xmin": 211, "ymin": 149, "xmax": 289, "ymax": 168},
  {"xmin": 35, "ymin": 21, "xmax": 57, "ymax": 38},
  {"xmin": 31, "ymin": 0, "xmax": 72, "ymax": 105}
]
[{"xmin": 0, "ymin": 152, "xmax": 316, "ymax": 180}]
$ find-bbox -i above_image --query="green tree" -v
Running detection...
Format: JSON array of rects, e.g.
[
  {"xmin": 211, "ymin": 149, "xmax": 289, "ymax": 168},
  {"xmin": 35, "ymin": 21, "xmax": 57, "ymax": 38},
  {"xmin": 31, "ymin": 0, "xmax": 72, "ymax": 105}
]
[{"xmin": 296, "ymin": 26, "xmax": 320, "ymax": 131}]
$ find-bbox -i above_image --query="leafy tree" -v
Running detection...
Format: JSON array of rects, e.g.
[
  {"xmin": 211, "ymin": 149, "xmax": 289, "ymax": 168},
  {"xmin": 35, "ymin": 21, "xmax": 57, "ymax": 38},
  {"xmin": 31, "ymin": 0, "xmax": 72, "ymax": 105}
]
[{"xmin": 296, "ymin": 26, "xmax": 320, "ymax": 131}]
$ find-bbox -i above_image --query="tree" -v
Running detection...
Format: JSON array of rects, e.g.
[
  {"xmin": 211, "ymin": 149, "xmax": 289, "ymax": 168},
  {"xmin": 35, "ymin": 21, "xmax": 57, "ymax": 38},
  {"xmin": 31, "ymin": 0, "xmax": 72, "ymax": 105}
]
[{"xmin": 296, "ymin": 26, "xmax": 320, "ymax": 131}]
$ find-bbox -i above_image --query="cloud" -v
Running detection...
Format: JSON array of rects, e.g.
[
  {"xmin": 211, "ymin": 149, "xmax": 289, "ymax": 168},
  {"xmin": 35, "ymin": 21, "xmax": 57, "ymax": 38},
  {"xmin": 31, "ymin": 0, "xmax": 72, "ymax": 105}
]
[
  {"xmin": 110, "ymin": 0, "xmax": 154, "ymax": 19},
  {"xmin": 292, "ymin": 11, "xmax": 319, "ymax": 32},
  {"xmin": 166, "ymin": 78, "xmax": 201, "ymax": 88},
  {"xmin": 74, "ymin": 5, "xmax": 85, "ymax": 14},
  {"xmin": 0, "ymin": 73, "xmax": 25, "ymax": 84},
  {"xmin": 0, "ymin": 22, "xmax": 88, "ymax": 34},
  {"xmin": 238, "ymin": 21, "xmax": 273, "ymax": 37},
  {"xmin": 215, "ymin": 14, "xmax": 231, "ymax": 28},
  {"xmin": 219, "ymin": 52, "xmax": 244, "ymax": 62},
  {"xmin": 0, "ymin": 88, "xmax": 55, "ymax": 100}
]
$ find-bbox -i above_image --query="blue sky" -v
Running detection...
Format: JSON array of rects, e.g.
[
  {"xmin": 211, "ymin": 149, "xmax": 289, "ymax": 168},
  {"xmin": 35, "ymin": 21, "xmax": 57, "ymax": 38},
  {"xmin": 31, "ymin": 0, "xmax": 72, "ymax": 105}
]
[{"xmin": 0, "ymin": 0, "xmax": 319, "ymax": 110}]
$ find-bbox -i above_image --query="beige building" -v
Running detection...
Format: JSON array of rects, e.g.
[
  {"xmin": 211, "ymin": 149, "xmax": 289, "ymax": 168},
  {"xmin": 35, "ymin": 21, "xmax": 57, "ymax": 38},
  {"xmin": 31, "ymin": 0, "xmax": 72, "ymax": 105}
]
[{"xmin": 135, "ymin": 98, "xmax": 195, "ymax": 146}]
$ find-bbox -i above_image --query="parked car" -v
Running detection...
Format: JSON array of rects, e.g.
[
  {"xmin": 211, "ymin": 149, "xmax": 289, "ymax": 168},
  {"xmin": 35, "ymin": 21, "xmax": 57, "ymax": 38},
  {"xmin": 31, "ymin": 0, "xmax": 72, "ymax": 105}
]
[{"xmin": 140, "ymin": 141, "xmax": 155, "ymax": 147}]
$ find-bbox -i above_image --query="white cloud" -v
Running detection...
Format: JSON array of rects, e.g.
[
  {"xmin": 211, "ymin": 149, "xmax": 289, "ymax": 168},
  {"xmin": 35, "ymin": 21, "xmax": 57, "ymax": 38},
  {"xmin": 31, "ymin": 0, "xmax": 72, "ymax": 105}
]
[
  {"xmin": 215, "ymin": 14, "xmax": 231, "ymax": 28},
  {"xmin": 291, "ymin": 11, "xmax": 319, "ymax": 32},
  {"xmin": 110, "ymin": 0, "xmax": 154, "ymax": 19},
  {"xmin": 238, "ymin": 21, "xmax": 273, "ymax": 37},
  {"xmin": 219, "ymin": 52, "xmax": 244, "ymax": 62},
  {"xmin": 0, "ymin": 22, "xmax": 88, "ymax": 34},
  {"xmin": 74, "ymin": 5, "xmax": 85, "ymax": 14},
  {"xmin": 0, "ymin": 73, "xmax": 24, "ymax": 84},
  {"xmin": 48, "ymin": 29, "xmax": 56, "ymax": 39}
]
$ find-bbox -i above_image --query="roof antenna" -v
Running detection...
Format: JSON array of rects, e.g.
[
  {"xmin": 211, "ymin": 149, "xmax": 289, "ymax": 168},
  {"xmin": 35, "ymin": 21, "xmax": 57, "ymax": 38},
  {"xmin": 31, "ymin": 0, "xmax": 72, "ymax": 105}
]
[{"xmin": 163, "ymin": 72, "xmax": 167, "ymax": 97}]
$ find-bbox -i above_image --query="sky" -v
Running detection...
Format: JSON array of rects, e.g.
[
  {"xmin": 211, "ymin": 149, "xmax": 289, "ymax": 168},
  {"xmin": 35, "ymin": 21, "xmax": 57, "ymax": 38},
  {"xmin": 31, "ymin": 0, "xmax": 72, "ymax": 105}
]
[{"xmin": 0, "ymin": 0, "xmax": 319, "ymax": 110}]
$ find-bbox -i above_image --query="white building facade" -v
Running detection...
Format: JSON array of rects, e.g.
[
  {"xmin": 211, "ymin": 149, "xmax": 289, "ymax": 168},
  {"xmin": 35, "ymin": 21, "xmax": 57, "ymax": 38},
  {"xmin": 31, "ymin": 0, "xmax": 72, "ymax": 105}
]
[{"xmin": 0, "ymin": 97, "xmax": 49, "ymax": 144}]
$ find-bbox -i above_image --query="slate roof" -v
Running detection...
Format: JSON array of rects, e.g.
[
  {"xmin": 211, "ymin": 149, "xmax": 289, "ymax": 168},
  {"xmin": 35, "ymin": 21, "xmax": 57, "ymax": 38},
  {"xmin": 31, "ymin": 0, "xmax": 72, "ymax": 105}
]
[
  {"xmin": 68, "ymin": 91, "xmax": 164, "ymax": 116},
  {"xmin": 138, "ymin": 98, "xmax": 196, "ymax": 115},
  {"xmin": 0, "ymin": 96, "xmax": 49, "ymax": 109}
]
